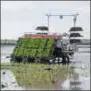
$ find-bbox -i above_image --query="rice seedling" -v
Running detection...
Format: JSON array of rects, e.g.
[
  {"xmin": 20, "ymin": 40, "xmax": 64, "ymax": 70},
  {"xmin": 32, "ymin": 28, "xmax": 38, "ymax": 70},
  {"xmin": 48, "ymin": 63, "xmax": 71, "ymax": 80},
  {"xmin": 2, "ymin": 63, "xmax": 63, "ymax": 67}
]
[
  {"xmin": 7, "ymin": 62, "xmax": 73, "ymax": 89},
  {"xmin": 12, "ymin": 37, "xmax": 55, "ymax": 58},
  {"xmin": 1, "ymin": 62, "xmax": 11, "ymax": 69}
]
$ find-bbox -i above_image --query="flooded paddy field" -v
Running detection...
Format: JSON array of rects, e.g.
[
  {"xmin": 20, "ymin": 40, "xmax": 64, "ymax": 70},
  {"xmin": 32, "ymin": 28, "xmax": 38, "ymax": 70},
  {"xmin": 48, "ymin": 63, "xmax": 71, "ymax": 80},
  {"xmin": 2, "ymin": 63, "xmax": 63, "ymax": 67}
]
[{"xmin": 1, "ymin": 45, "xmax": 90, "ymax": 90}]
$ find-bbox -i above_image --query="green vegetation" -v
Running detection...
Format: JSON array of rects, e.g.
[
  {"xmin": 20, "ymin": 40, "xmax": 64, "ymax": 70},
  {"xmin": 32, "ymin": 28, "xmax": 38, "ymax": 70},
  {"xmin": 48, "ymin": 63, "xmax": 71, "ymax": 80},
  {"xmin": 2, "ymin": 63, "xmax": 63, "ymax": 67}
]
[
  {"xmin": 12, "ymin": 37, "xmax": 55, "ymax": 58},
  {"xmin": 1, "ymin": 62, "xmax": 11, "ymax": 69},
  {"xmin": 1, "ymin": 62, "xmax": 73, "ymax": 89},
  {"xmin": 36, "ymin": 26, "xmax": 48, "ymax": 31}
]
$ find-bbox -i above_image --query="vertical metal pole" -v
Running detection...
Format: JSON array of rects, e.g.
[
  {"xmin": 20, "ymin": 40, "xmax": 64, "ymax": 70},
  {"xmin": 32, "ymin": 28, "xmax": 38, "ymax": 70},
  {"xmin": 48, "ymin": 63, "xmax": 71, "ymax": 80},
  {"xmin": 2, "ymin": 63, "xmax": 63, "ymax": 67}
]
[
  {"xmin": 73, "ymin": 15, "xmax": 76, "ymax": 27},
  {"xmin": 73, "ymin": 14, "xmax": 78, "ymax": 27},
  {"xmin": 69, "ymin": 32, "xmax": 70, "ymax": 46},
  {"xmin": 48, "ymin": 15, "xmax": 49, "ymax": 31},
  {"xmin": 46, "ymin": 14, "xmax": 51, "ymax": 33}
]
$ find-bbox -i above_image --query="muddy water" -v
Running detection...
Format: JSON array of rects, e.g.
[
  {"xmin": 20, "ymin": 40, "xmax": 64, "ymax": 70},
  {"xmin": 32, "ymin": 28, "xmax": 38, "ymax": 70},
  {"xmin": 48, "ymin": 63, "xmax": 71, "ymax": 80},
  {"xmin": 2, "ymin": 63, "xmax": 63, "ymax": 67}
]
[
  {"xmin": 1, "ymin": 45, "xmax": 15, "ymax": 63},
  {"xmin": 1, "ymin": 69, "xmax": 25, "ymax": 90},
  {"xmin": 1, "ymin": 45, "xmax": 25, "ymax": 90},
  {"xmin": 61, "ymin": 50, "xmax": 90, "ymax": 90},
  {"xmin": 1, "ymin": 45, "xmax": 90, "ymax": 90}
]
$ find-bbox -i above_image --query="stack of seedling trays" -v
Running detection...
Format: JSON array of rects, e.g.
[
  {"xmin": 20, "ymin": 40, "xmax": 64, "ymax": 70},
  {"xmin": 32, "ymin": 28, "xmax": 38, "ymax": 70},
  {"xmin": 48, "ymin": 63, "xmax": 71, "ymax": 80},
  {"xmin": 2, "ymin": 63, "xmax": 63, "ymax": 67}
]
[{"xmin": 11, "ymin": 37, "xmax": 55, "ymax": 63}]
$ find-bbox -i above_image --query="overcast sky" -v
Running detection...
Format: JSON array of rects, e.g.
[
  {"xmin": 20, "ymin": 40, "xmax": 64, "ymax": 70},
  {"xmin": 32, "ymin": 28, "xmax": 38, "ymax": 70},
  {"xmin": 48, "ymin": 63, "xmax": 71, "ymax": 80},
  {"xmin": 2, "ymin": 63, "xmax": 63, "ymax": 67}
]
[{"xmin": 1, "ymin": 1, "xmax": 90, "ymax": 40}]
